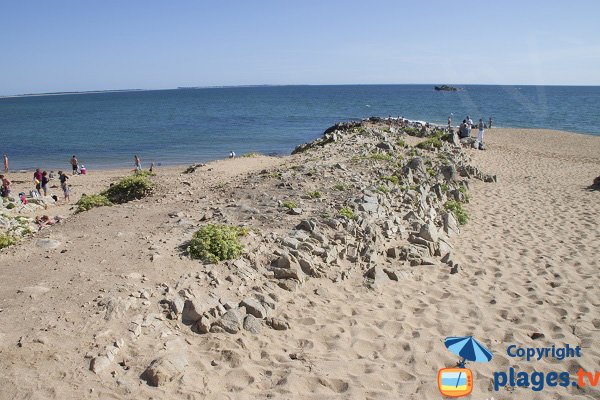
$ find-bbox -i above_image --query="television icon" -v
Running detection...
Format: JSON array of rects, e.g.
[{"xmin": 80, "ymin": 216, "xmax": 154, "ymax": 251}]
[{"xmin": 438, "ymin": 367, "xmax": 473, "ymax": 397}]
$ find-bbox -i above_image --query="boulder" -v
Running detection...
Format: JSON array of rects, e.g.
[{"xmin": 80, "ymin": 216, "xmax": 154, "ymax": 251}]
[
  {"xmin": 239, "ymin": 298, "xmax": 267, "ymax": 319},
  {"xmin": 243, "ymin": 315, "xmax": 262, "ymax": 334},
  {"xmin": 142, "ymin": 354, "xmax": 188, "ymax": 387},
  {"xmin": 418, "ymin": 223, "xmax": 439, "ymax": 243},
  {"xmin": 210, "ymin": 309, "xmax": 243, "ymax": 334}
]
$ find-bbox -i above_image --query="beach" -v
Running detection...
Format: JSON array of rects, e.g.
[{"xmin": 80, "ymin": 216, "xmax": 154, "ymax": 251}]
[{"xmin": 0, "ymin": 126, "xmax": 599, "ymax": 399}]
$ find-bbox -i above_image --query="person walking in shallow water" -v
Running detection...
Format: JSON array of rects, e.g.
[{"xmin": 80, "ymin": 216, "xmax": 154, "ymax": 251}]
[
  {"xmin": 3, "ymin": 154, "xmax": 8, "ymax": 172},
  {"xmin": 134, "ymin": 155, "xmax": 142, "ymax": 171}
]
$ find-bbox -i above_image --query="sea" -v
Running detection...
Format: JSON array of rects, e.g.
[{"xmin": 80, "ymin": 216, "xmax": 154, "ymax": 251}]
[{"xmin": 1, "ymin": 85, "xmax": 599, "ymax": 170}]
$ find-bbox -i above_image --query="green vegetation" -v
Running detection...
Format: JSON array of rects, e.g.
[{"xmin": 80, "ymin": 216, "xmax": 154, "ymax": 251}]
[
  {"xmin": 380, "ymin": 175, "xmax": 399, "ymax": 185},
  {"xmin": 188, "ymin": 224, "xmax": 246, "ymax": 263},
  {"xmin": 281, "ymin": 201, "xmax": 297, "ymax": 210},
  {"xmin": 375, "ymin": 185, "xmax": 390, "ymax": 194},
  {"xmin": 440, "ymin": 184, "xmax": 449, "ymax": 193},
  {"xmin": 396, "ymin": 138, "xmax": 407, "ymax": 148},
  {"xmin": 134, "ymin": 170, "xmax": 156, "ymax": 178},
  {"xmin": 402, "ymin": 127, "xmax": 421, "ymax": 136},
  {"xmin": 104, "ymin": 174, "xmax": 154, "ymax": 204},
  {"xmin": 458, "ymin": 186, "xmax": 470, "ymax": 202},
  {"xmin": 0, "ymin": 234, "xmax": 18, "ymax": 249},
  {"xmin": 369, "ymin": 152, "xmax": 393, "ymax": 161},
  {"xmin": 333, "ymin": 183, "xmax": 348, "ymax": 191},
  {"xmin": 338, "ymin": 206, "xmax": 356, "ymax": 220},
  {"xmin": 427, "ymin": 167, "xmax": 436, "ymax": 177},
  {"xmin": 76, "ymin": 194, "xmax": 112, "ymax": 213},
  {"xmin": 6, "ymin": 203, "xmax": 15, "ymax": 210},
  {"xmin": 242, "ymin": 152, "xmax": 261, "ymax": 158},
  {"xmin": 306, "ymin": 191, "xmax": 322, "ymax": 199},
  {"xmin": 416, "ymin": 136, "xmax": 443, "ymax": 150},
  {"xmin": 445, "ymin": 201, "xmax": 469, "ymax": 225}
]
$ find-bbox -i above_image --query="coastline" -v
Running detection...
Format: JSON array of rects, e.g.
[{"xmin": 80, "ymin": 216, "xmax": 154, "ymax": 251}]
[{"xmin": 0, "ymin": 124, "xmax": 598, "ymax": 399}]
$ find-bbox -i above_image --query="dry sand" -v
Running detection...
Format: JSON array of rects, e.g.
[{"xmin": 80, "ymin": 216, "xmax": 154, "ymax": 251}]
[{"xmin": 0, "ymin": 128, "xmax": 599, "ymax": 399}]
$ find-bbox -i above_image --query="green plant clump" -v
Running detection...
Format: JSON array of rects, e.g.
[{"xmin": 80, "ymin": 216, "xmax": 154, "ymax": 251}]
[
  {"xmin": 242, "ymin": 152, "xmax": 261, "ymax": 158},
  {"xmin": 380, "ymin": 175, "xmax": 399, "ymax": 185},
  {"xmin": 6, "ymin": 203, "xmax": 15, "ymax": 210},
  {"xmin": 369, "ymin": 152, "xmax": 393, "ymax": 161},
  {"xmin": 0, "ymin": 234, "xmax": 18, "ymax": 249},
  {"xmin": 306, "ymin": 191, "xmax": 321, "ymax": 199},
  {"xmin": 134, "ymin": 170, "xmax": 156, "ymax": 178},
  {"xmin": 103, "ymin": 174, "xmax": 154, "ymax": 204},
  {"xmin": 445, "ymin": 201, "xmax": 469, "ymax": 225},
  {"xmin": 338, "ymin": 206, "xmax": 356, "ymax": 220},
  {"xmin": 416, "ymin": 137, "xmax": 443, "ymax": 150},
  {"xmin": 188, "ymin": 224, "xmax": 245, "ymax": 263},
  {"xmin": 281, "ymin": 201, "xmax": 297, "ymax": 210},
  {"xmin": 376, "ymin": 185, "xmax": 390, "ymax": 194},
  {"xmin": 396, "ymin": 138, "xmax": 406, "ymax": 148},
  {"xmin": 76, "ymin": 194, "xmax": 112, "ymax": 213}
]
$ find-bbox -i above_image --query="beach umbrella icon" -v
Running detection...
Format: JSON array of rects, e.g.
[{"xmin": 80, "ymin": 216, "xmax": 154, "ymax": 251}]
[{"xmin": 444, "ymin": 336, "xmax": 493, "ymax": 366}]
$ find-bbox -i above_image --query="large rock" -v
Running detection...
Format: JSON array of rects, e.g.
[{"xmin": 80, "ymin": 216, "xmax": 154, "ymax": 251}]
[
  {"xmin": 36, "ymin": 238, "xmax": 61, "ymax": 249},
  {"xmin": 142, "ymin": 354, "xmax": 188, "ymax": 387},
  {"xmin": 243, "ymin": 315, "xmax": 262, "ymax": 334},
  {"xmin": 210, "ymin": 309, "xmax": 242, "ymax": 334},
  {"xmin": 239, "ymin": 298, "xmax": 267, "ymax": 319},
  {"xmin": 418, "ymin": 223, "xmax": 439, "ymax": 243},
  {"xmin": 443, "ymin": 212, "xmax": 460, "ymax": 236}
]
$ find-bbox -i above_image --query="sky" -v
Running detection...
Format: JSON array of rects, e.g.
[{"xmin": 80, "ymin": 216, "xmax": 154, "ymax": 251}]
[{"xmin": 1, "ymin": 0, "xmax": 599, "ymax": 95}]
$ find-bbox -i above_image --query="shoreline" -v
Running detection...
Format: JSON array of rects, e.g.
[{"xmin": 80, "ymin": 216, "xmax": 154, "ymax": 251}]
[{"xmin": 3, "ymin": 125, "xmax": 598, "ymax": 174}]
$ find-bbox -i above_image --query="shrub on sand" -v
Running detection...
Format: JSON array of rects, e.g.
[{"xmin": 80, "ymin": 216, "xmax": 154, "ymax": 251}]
[{"xmin": 188, "ymin": 224, "xmax": 246, "ymax": 263}]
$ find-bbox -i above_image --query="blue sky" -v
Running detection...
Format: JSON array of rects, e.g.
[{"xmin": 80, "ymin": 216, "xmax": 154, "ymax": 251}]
[{"xmin": 1, "ymin": 0, "xmax": 599, "ymax": 94}]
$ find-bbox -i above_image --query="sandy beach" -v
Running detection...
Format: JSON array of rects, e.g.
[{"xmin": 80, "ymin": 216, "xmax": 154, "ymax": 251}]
[{"xmin": 0, "ymin": 126, "xmax": 599, "ymax": 400}]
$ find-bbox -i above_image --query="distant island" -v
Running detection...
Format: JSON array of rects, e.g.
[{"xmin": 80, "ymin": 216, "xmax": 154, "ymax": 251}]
[
  {"xmin": 0, "ymin": 89, "xmax": 144, "ymax": 99},
  {"xmin": 434, "ymin": 85, "xmax": 460, "ymax": 92}
]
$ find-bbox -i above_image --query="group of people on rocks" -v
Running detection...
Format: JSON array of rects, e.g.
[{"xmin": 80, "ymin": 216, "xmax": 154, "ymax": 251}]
[{"xmin": 0, "ymin": 155, "xmax": 79, "ymax": 203}]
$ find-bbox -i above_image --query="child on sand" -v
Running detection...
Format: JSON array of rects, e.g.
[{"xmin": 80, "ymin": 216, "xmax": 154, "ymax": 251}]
[
  {"xmin": 59, "ymin": 171, "xmax": 70, "ymax": 202},
  {"xmin": 3, "ymin": 155, "xmax": 8, "ymax": 173}
]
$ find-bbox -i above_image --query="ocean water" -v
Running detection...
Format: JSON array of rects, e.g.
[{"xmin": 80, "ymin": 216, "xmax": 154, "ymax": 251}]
[{"xmin": 1, "ymin": 85, "xmax": 599, "ymax": 170}]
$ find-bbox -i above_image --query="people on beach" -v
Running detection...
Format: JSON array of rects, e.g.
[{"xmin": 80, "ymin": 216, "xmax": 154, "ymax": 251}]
[
  {"xmin": 0, "ymin": 174, "xmax": 11, "ymax": 197},
  {"xmin": 466, "ymin": 116, "xmax": 473, "ymax": 137},
  {"xmin": 488, "ymin": 117, "xmax": 493, "ymax": 128},
  {"xmin": 134, "ymin": 155, "xmax": 142, "ymax": 171},
  {"xmin": 149, "ymin": 162, "xmax": 154, "ymax": 172},
  {"xmin": 459, "ymin": 120, "xmax": 469, "ymax": 138},
  {"xmin": 447, "ymin": 115, "xmax": 452, "ymax": 129},
  {"xmin": 477, "ymin": 118, "xmax": 485, "ymax": 144},
  {"xmin": 59, "ymin": 171, "xmax": 70, "ymax": 202},
  {"xmin": 71, "ymin": 155, "xmax": 78, "ymax": 175},
  {"xmin": 229, "ymin": 151, "xmax": 236, "ymax": 159},
  {"xmin": 41, "ymin": 171, "xmax": 49, "ymax": 196},
  {"xmin": 33, "ymin": 168, "xmax": 43, "ymax": 194},
  {"xmin": 3, "ymin": 154, "xmax": 8, "ymax": 172}
]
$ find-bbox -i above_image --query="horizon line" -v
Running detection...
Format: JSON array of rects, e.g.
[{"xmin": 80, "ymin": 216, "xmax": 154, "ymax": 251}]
[{"xmin": 2, "ymin": 82, "xmax": 600, "ymax": 98}]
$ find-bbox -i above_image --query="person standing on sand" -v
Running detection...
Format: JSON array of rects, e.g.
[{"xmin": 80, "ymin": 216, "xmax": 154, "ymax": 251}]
[
  {"xmin": 3, "ymin": 154, "xmax": 8, "ymax": 172},
  {"xmin": 448, "ymin": 115, "xmax": 452, "ymax": 129},
  {"xmin": 41, "ymin": 171, "xmax": 49, "ymax": 196},
  {"xmin": 477, "ymin": 118, "xmax": 485, "ymax": 144},
  {"xmin": 59, "ymin": 171, "xmax": 70, "ymax": 202},
  {"xmin": 71, "ymin": 155, "xmax": 78, "ymax": 175},
  {"xmin": 134, "ymin": 155, "xmax": 142, "ymax": 171},
  {"xmin": 466, "ymin": 116, "xmax": 473, "ymax": 137},
  {"xmin": 488, "ymin": 117, "xmax": 493, "ymax": 128}
]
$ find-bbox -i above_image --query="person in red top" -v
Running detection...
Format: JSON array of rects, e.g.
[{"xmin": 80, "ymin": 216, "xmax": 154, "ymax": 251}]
[{"xmin": 0, "ymin": 174, "xmax": 11, "ymax": 197}]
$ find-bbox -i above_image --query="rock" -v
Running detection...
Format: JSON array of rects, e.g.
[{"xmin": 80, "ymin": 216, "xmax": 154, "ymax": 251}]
[
  {"xmin": 243, "ymin": 315, "xmax": 262, "ymax": 334},
  {"xmin": 210, "ymin": 309, "xmax": 242, "ymax": 334},
  {"xmin": 36, "ymin": 239, "xmax": 61, "ymax": 249},
  {"xmin": 418, "ymin": 223, "xmax": 439, "ymax": 243},
  {"xmin": 272, "ymin": 265, "xmax": 304, "ymax": 283},
  {"xmin": 443, "ymin": 212, "xmax": 460, "ymax": 236},
  {"xmin": 277, "ymin": 279, "xmax": 299, "ymax": 292},
  {"xmin": 376, "ymin": 141, "xmax": 394, "ymax": 151},
  {"xmin": 162, "ymin": 297, "xmax": 185, "ymax": 318},
  {"xmin": 182, "ymin": 299, "xmax": 206, "ymax": 324},
  {"xmin": 282, "ymin": 237, "xmax": 300, "ymax": 249},
  {"xmin": 239, "ymin": 298, "xmax": 267, "ymax": 319},
  {"xmin": 365, "ymin": 266, "xmax": 391, "ymax": 286},
  {"xmin": 450, "ymin": 263, "xmax": 460, "ymax": 274},
  {"xmin": 90, "ymin": 356, "xmax": 111, "ymax": 374},
  {"xmin": 192, "ymin": 316, "xmax": 212, "ymax": 334},
  {"xmin": 297, "ymin": 219, "xmax": 316, "ymax": 232},
  {"xmin": 266, "ymin": 317, "xmax": 289, "ymax": 331},
  {"xmin": 142, "ymin": 354, "xmax": 188, "ymax": 387},
  {"xmin": 289, "ymin": 208, "xmax": 303, "ymax": 215},
  {"xmin": 276, "ymin": 254, "xmax": 293, "ymax": 269},
  {"xmin": 440, "ymin": 165, "xmax": 457, "ymax": 182},
  {"xmin": 386, "ymin": 247, "xmax": 399, "ymax": 258}
]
